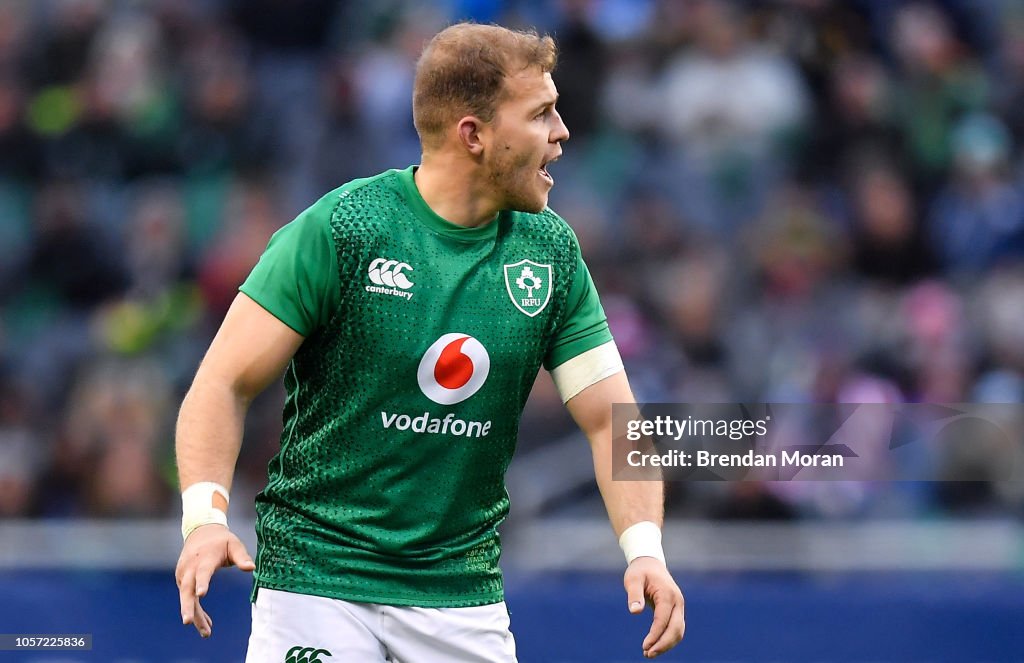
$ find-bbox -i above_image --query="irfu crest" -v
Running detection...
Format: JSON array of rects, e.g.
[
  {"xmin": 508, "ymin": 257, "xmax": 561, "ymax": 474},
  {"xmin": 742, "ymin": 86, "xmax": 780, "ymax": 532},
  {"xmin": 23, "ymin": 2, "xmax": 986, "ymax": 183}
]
[{"xmin": 504, "ymin": 259, "xmax": 552, "ymax": 317}]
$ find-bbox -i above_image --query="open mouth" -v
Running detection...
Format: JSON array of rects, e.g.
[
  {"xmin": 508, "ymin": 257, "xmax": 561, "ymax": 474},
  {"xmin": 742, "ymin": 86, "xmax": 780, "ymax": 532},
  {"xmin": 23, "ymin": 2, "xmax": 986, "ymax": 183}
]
[{"xmin": 539, "ymin": 155, "xmax": 559, "ymax": 185}]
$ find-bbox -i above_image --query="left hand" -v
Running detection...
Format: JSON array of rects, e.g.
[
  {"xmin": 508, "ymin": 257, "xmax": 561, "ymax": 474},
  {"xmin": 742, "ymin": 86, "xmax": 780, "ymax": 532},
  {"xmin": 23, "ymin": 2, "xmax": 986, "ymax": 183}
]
[{"xmin": 624, "ymin": 556, "xmax": 685, "ymax": 658}]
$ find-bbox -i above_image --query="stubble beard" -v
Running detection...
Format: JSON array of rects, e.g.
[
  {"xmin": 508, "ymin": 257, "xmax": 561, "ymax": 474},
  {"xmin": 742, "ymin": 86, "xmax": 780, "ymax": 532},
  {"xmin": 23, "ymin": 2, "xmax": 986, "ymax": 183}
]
[{"xmin": 486, "ymin": 146, "xmax": 547, "ymax": 214}]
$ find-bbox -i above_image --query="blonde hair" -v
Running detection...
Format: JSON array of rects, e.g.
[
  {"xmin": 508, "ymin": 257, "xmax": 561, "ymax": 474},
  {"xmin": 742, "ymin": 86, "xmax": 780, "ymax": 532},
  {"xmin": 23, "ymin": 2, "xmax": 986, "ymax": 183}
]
[{"xmin": 413, "ymin": 23, "xmax": 557, "ymax": 149}]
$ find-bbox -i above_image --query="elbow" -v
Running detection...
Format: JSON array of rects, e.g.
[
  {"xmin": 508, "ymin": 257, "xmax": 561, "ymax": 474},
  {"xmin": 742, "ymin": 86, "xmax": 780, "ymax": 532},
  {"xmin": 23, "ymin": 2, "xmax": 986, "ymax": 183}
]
[{"xmin": 184, "ymin": 368, "xmax": 254, "ymax": 412}]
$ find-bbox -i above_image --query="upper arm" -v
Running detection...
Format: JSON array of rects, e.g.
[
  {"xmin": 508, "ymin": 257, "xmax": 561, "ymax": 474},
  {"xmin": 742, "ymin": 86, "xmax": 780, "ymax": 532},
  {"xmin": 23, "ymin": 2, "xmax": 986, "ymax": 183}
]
[
  {"xmin": 546, "ymin": 233, "xmax": 620, "ymax": 403},
  {"xmin": 565, "ymin": 370, "xmax": 635, "ymax": 442},
  {"xmin": 544, "ymin": 246, "xmax": 613, "ymax": 372},
  {"xmin": 201, "ymin": 192, "xmax": 340, "ymax": 399},
  {"xmin": 195, "ymin": 292, "xmax": 305, "ymax": 402},
  {"xmin": 238, "ymin": 194, "xmax": 341, "ymax": 336}
]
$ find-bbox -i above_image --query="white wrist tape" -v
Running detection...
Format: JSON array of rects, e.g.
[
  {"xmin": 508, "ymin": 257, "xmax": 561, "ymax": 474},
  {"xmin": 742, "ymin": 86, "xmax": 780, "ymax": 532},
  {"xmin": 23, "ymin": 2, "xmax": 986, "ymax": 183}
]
[
  {"xmin": 181, "ymin": 482, "xmax": 230, "ymax": 541},
  {"xmin": 619, "ymin": 521, "xmax": 666, "ymax": 565}
]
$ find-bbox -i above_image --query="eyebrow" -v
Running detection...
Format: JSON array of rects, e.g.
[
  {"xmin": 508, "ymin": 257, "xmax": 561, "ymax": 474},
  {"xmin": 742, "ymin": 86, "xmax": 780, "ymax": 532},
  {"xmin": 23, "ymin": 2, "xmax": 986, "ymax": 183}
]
[{"xmin": 531, "ymin": 95, "xmax": 558, "ymax": 114}]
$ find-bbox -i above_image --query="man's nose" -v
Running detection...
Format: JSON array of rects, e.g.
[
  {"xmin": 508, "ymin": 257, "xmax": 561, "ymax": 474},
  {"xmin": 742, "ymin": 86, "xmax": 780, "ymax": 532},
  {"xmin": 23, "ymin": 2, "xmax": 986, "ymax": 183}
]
[{"xmin": 552, "ymin": 109, "xmax": 569, "ymax": 143}]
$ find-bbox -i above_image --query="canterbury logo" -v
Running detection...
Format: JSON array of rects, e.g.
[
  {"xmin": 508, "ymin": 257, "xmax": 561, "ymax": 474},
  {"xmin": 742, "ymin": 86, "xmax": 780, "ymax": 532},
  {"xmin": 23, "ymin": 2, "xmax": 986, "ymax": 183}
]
[
  {"xmin": 366, "ymin": 257, "xmax": 414, "ymax": 300},
  {"xmin": 285, "ymin": 646, "xmax": 332, "ymax": 663},
  {"xmin": 368, "ymin": 258, "xmax": 414, "ymax": 289}
]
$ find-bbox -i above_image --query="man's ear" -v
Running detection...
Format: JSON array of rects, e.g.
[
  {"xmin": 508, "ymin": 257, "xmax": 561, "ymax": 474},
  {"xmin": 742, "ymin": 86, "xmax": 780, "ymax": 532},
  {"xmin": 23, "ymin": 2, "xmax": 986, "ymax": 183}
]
[{"xmin": 457, "ymin": 116, "xmax": 488, "ymax": 157}]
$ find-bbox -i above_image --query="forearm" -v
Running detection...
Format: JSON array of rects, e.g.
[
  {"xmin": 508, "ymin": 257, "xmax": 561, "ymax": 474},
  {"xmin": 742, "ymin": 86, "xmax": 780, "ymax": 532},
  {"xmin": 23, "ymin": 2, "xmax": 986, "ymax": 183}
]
[
  {"xmin": 579, "ymin": 389, "xmax": 683, "ymax": 658},
  {"xmin": 591, "ymin": 423, "xmax": 664, "ymax": 537},
  {"xmin": 175, "ymin": 294, "xmax": 305, "ymax": 492},
  {"xmin": 175, "ymin": 375, "xmax": 249, "ymax": 491},
  {"xmin": 566, "ymin": 372, "xmax": 665, "ymax": 538},
  {"xmin": 174, "ymin": 374, "xmax": 258, "ymax": 640}
]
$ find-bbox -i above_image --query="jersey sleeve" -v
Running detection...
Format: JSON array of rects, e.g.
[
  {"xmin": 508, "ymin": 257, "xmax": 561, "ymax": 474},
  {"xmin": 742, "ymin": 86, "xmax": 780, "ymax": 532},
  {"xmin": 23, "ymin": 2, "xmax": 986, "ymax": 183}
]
[
  {"xmin": 544, "ymin": 250, "xmax": 614, "ymax": 371},
  {"xmin": 239, "ymin": 200, "xmax": 341, "ymax": 337}
]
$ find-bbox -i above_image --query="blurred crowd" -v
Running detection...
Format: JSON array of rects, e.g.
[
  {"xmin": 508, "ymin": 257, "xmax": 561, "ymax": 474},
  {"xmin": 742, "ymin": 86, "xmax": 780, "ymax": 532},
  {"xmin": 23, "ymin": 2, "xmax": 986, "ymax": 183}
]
[{"xmin": 1, "ymin": 0, "xmax": 1023, "ymax": 521}]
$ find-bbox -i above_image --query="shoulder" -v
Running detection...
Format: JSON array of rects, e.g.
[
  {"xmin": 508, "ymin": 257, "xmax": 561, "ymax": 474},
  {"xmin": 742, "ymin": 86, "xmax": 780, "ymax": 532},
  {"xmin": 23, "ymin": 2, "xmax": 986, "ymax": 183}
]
[
  {"xmin": 318, "ymin": 168, "xmax": 406, "ymax": 216},
  {"xmin": 310, "ymin": 169, "xmax": 411, "ymax": 241},
  {"xmin": 287, "ymin": 169, "xmax": 400, "ymax": 225},
  {"xmin": 335, "ymin": 168, "xmax": 405, "ymax": 200}
]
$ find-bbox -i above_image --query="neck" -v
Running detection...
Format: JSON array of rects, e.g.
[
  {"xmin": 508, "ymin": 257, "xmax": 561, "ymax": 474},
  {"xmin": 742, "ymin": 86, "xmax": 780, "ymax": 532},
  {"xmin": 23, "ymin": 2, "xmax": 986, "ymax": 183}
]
[{"xmin": 414, "ymin": 152, "xmax": 500, "ymax": 228}]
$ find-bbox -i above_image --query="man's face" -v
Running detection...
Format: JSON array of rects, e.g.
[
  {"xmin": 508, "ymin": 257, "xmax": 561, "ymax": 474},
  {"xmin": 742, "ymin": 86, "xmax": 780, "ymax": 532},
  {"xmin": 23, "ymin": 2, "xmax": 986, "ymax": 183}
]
[{"xmin": 483, "ymin": 69, "xmax": 569, "ymax": 213}]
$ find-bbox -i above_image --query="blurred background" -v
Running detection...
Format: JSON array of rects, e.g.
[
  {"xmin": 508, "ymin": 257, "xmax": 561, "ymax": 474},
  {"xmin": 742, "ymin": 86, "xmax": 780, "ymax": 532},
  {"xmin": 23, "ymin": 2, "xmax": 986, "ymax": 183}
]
[{"xmin": 1, "ymin": 0, "xmax": 1023, "ymax": 661}]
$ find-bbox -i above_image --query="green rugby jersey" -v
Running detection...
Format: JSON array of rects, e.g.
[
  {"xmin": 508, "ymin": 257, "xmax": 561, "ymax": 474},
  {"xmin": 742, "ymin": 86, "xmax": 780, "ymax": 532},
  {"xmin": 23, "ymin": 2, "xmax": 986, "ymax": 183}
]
[{"xmin": 240, "ymin": 166, "xmax": 612, "ymax": 607}]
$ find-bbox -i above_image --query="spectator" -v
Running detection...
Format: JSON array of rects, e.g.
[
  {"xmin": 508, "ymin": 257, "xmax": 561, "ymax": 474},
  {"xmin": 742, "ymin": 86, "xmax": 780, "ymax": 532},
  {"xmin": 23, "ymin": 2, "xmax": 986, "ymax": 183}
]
[
  {"xmin": 0, "ymin": 0, "xmax": 1022, "ymax": 520},
  {"xmin": 929, "ymin": 113, "xmax": 1024, "ymax": 274}
]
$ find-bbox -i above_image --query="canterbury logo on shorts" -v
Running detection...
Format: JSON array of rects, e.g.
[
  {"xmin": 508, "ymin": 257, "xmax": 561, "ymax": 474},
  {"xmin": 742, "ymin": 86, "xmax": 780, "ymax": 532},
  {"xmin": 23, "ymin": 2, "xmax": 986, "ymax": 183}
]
[{"xmin": 285, "ymin": 646, "xmax": 332, "ymax": 663}]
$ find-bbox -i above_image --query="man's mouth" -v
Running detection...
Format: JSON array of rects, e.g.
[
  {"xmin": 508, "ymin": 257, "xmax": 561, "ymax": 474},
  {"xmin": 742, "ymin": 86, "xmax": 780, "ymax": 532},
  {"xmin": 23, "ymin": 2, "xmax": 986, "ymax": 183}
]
[{"xmin": 539, "ymin": 155, "xmax": 559, "ymax": 185}]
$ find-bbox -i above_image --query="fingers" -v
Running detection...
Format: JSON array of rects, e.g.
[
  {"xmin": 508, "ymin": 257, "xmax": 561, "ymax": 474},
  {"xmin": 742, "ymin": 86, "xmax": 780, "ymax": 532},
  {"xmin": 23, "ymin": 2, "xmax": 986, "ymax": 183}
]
[
  {"xmin": 176, "ymin": 526, "xmax": 248, "ymax": 639},
  {"xmin": 644, "ymin": 602, "xmax": 685, "ymax": 658},
  {"xmin": 626, "ymin": 561, "xmax": 686, "ymax": 658},
  {"xmin": 624, "ymin": 573, "xmax": 645, "ymax": 614},
  {"xmin": 177, "ymin": 565, "xmax": 196, "ymax": 626},
  {"xmin": 227, "ymin": 537, "xmax": 255, "ymax": 572},
  {"xmin": 642, "ymin": 590, "xmax": 673, "ymax": 653},
  {"xmin": 192, "ymin": 598, "xmax": 213, "ymax": 638},
  {"xmin": 179, "ymin": 562, "xmax": 213, "ymax": 638},
  {"xmin": 194, "ymin": 559, "xmax": 219, "ymax": 599}
]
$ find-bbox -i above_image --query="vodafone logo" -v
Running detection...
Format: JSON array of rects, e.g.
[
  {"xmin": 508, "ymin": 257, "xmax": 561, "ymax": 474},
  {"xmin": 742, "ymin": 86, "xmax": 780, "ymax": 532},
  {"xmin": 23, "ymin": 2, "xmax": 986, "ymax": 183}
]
[{"xmin": 417, "ymin": 333, "xmax": 490, "ymax": 405}]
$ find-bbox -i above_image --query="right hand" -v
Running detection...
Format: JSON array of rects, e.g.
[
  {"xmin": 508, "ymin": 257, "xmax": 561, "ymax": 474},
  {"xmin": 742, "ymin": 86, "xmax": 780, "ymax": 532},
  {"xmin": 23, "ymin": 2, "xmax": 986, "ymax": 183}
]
[{"xmin": 175, "ymin": 524, "xmax": 255, "ymax": 638}]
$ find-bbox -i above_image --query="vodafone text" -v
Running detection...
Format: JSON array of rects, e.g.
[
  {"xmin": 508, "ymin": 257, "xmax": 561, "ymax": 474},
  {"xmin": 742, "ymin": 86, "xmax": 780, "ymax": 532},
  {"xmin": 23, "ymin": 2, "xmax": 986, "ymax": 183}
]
[{"xmin": 380, "ymin": 410, "xmax": 492, "ymax": 438}]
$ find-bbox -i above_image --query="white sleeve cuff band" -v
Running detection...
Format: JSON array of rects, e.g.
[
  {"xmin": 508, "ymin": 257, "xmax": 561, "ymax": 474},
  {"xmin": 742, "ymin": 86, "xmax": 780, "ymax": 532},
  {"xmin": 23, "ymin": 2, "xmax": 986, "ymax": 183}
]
[
  {"xmin": 181, "ymin": 481, "xmax": 230, "ymax": 541},
  {"xmin": 550, "ymin": 340, "xmax": 624, "ymax": 403},
  {"xmin": 619, "ymin": 520, "xmax": 666, "ymax": 565}
]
